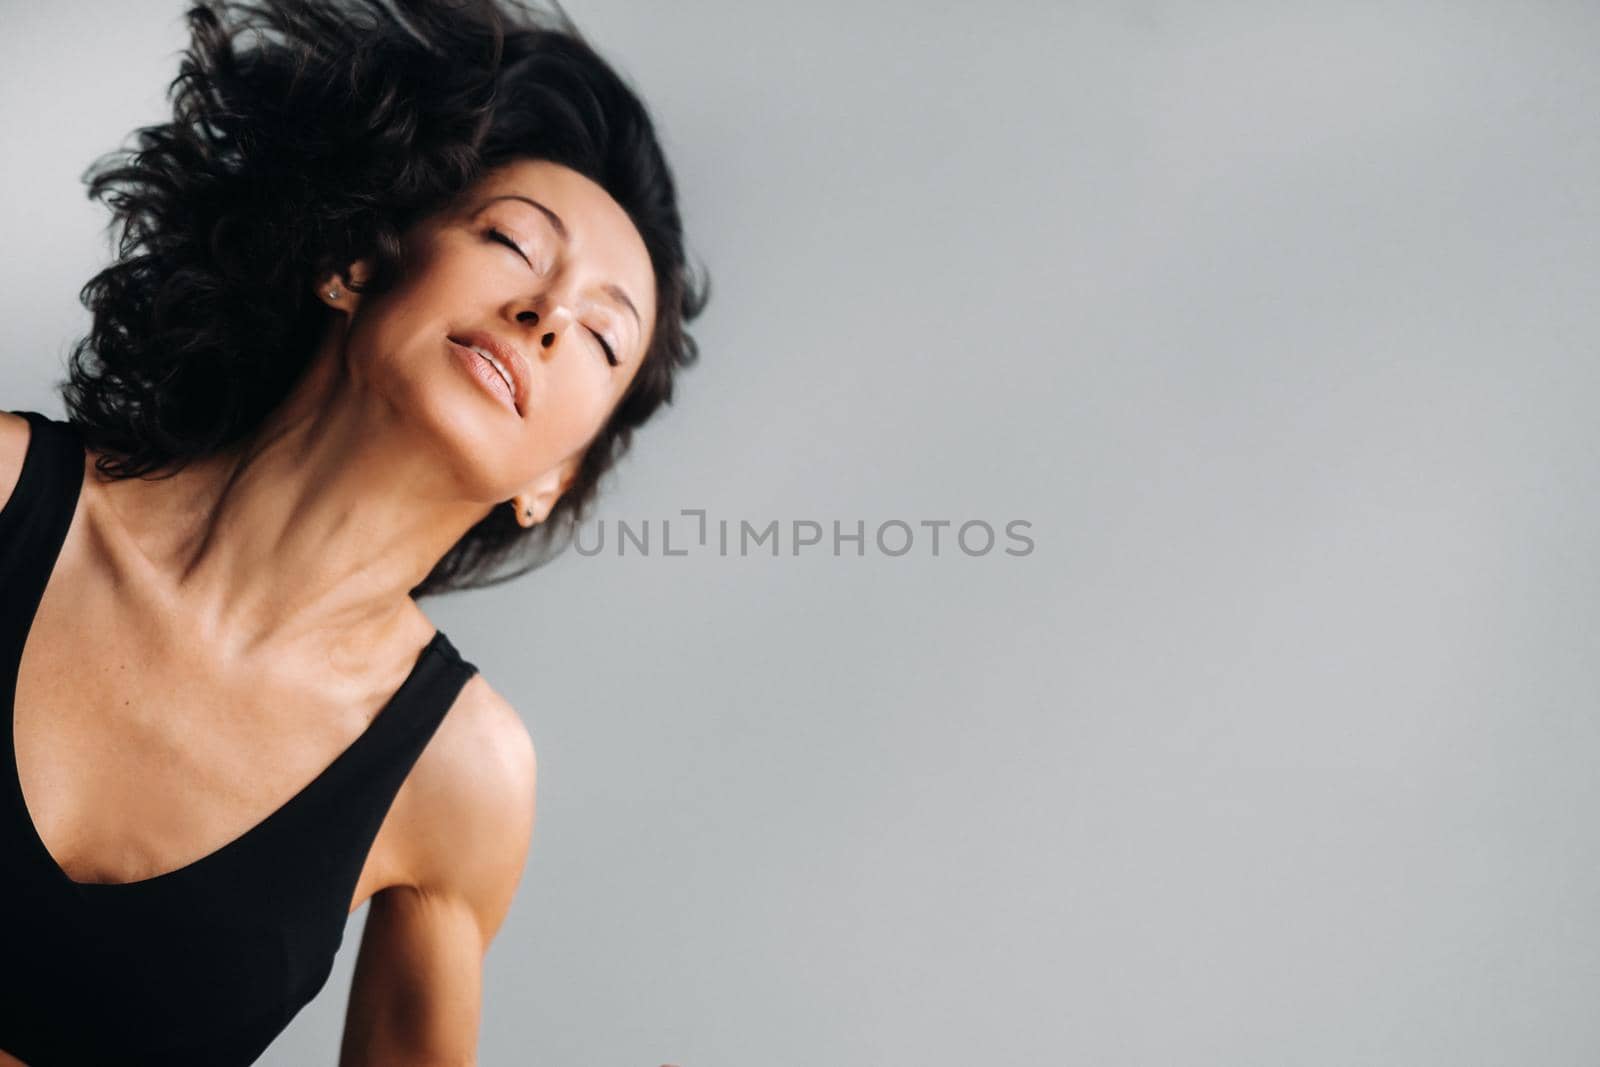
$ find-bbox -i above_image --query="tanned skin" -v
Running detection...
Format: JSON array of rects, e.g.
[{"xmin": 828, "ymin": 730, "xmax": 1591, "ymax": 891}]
[{"xmin": 0, "ymin": 159, "xmax": 657, "ymax": 1066}]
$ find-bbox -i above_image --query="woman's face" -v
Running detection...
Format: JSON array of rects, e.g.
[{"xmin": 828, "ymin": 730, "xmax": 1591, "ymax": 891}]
[{"xmin": 337, "ymin": 158, "xmax": 657, "ymax": 519}]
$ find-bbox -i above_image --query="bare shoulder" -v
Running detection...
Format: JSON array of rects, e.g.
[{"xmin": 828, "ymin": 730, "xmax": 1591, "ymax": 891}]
[
  {"xmin": 0, "ymin": 409, "xmax": 31, "ymax": 512},
  {"xmin": 391, "ymin": 671, "xmax": 539, "ymax": 945},
  {"xmin": 416, "ymin": 672, "xmax": 539, "ymax": 814}
]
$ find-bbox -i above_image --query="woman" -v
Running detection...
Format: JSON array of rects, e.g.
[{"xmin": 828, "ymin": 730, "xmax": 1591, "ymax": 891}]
[{"xmin": 0, "ymin": 0, "xmax": 707, "ymax": 1063}]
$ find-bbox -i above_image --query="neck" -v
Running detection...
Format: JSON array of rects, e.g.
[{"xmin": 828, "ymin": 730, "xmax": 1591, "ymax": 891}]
[{"xmin": 93, "ymin": 322, "xmax": 490, "ymax": 656}]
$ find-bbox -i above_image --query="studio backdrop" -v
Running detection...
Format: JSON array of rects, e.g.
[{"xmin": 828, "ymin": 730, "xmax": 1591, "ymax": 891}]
[{"xmin": 3, "ymin": 1, "xmax": 1598, "ymax": 1064}]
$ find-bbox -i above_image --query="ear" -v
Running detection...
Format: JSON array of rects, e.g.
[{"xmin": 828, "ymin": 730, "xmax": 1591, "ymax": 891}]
[
  {"xmin": 514, "ymin": 454, "xmax": 583, "ymax": 527},
  {"xmin": 315, "ymin": 258, "xmax": 375, "ymax": 311}
]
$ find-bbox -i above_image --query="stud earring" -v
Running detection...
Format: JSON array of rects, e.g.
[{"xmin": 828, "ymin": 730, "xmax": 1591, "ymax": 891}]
[{"xmin": 327, "ymin": 286, "xmax": 340, "ymax": 300}]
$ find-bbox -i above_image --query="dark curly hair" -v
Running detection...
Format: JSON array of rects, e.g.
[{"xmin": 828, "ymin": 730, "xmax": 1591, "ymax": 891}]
[{"xmin": 61, "ymin": 0, "xmax": 709, "ymax": 599}]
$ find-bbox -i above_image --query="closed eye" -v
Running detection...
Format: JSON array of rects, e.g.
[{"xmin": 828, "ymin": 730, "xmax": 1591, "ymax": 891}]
[
  {"xmin": 590, "ymin": 330, "xmax": 619, "ymax": 367},
  {"xmin": 487, "ymin": 228, "xmax": 528, "ymax": 263}
]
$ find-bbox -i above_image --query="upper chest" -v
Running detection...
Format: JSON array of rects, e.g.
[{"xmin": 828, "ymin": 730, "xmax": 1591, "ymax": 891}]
[{"xmin": 8, "ymin": 515, "xmax": 430, "ymax": 898}]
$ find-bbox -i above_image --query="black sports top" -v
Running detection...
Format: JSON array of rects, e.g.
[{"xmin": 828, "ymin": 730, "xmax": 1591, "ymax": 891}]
[{"xmin": 0, "ymin": 410, "xmax": 479, "ymax": 1066}]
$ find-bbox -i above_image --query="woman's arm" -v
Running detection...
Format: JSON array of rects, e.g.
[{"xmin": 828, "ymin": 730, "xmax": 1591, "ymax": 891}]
[{"xmin": 340, "ymin": 679, "xmax": 538, "ymax": 1067}]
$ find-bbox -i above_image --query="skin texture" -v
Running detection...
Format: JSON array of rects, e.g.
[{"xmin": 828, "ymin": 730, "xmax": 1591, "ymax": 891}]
[{"xmin": 0, "ymin": 158, "xmax": 656, "ymax": 1066}]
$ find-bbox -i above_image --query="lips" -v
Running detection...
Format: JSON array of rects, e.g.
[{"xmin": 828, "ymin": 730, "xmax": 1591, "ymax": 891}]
[{"xmin": 447, "ymin": 332, "xmax": 529, "ymax": 415}]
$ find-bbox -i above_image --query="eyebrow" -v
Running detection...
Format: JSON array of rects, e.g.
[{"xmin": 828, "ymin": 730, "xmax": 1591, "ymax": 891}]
[
  {"xmin": 481, "ymin": 193, "xmax": 643, "ymax": 332},
  {"xmin": 486, "ymin": 193, "xmax": 568, "ymax": 241}
]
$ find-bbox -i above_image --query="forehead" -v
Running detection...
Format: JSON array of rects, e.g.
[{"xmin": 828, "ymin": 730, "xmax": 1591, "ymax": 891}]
[{"xmin": 462, "ymin": 159, "xmax": 656, "ymax": 324}]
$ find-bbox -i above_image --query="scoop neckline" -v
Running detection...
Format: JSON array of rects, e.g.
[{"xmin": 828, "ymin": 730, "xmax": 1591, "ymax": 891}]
[
  {"xmin": 0, "ymin": 409, "xmax": 452, "ymax": 894},
  {"xmin": 7, "ymin": 631, "xmax": 447, "ymax": 894}
]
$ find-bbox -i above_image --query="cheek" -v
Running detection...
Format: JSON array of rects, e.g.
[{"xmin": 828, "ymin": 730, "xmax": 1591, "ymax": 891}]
[
  {"xmin": 347, "ymin": 261, "xmax": 456, "ymax": 357},
  {"xmin": 525, "ymin": 360, "xmax": 618, "ymax": 451}
]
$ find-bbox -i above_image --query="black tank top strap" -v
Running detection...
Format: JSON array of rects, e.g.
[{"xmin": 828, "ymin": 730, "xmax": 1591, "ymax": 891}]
[
  {"xmin": 248, "ymin": 627, "xmax": 479, "ymax": 910},
  {"xmin": 0, "ymin": 410, "xmax": 86, "ymax": 639},
  {"xmin": 0, "ymin": 409, "xmax": 89, "ymax": 922}
]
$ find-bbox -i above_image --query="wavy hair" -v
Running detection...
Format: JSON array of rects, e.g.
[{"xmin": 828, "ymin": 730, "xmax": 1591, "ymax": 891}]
[{"xmin": 61, "ymin": 0, "xmax": 709, "ymax": 598}]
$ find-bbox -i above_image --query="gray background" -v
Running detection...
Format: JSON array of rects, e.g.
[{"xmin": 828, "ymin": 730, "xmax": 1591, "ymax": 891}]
[{"xmin": 3, "ymin": 1, "xmax": 1598, "ymax": 1064}]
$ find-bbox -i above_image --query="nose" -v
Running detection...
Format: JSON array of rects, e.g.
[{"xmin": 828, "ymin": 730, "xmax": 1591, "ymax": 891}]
[{"xmin": 517, "ymin": 301, "xmax": 575, "ymax": 359}]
